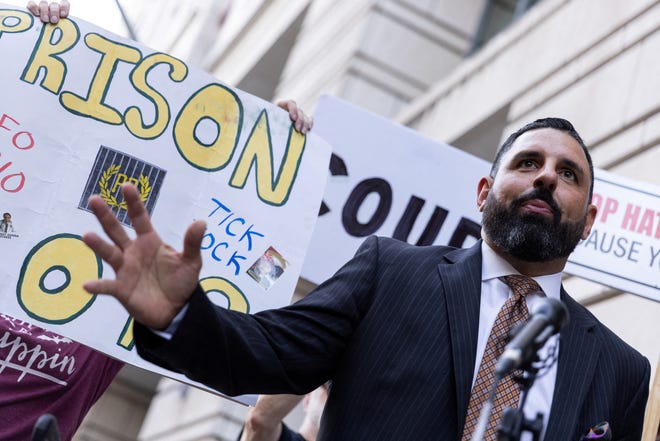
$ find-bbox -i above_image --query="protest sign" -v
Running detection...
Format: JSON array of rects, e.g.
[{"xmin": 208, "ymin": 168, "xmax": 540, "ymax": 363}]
[
  {"xmin": 302, "ymin": 96, "xmax": 490, "ymax": 283},
  {"xmin": 304, "ymin": 96, "xmax": 659, "ymax": 302},
  {"xmin": 567, "ymin": 169, "xmax": 660, "ymax": 302},
  {"xmin": 0, "ymin": 6, "xmax": 331, "ymax": 399}
]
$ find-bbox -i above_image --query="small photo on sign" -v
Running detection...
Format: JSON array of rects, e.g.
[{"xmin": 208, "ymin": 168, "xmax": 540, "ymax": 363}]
[
  {"xmin": 79, "ymin": 146, "xmax": 166, "ymax": 227},
  {"xmin": 0, "ymin": 211, "xmax": 18, "ymax": 239},
  {"xmin": 247, "ymin": 247, "xmax": 288, "ymax": 290}
]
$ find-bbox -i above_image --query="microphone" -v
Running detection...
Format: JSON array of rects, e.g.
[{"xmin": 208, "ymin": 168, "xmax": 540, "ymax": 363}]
[
  {"xmin": 31, "ymin": 414, "xmax": 60, "ymax": 441},
  {"xmin": 495, "ymin": 297, "xmax": 569, "ymax": 376}
]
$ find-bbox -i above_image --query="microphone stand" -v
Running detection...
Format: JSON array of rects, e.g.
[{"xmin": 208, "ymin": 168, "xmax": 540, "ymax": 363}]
[{"xmin": 496, "ymin": 362, "xmax": 544, "ymax": 441}]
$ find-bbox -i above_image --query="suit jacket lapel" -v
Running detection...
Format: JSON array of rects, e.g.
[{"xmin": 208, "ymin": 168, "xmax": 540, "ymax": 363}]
[
  {"xmin": 544, "ymin": 290, "xmax": 600, "ymax": 441},
  {"xmin": 437, "ymin": 241, "xmax": 482, "ymax": 434}
]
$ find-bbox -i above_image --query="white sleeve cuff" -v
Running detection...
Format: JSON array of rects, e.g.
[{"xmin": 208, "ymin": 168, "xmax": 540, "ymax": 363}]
[{"xmin": 151, "ymin": 304, "xmax": 189, "ymax": 340}]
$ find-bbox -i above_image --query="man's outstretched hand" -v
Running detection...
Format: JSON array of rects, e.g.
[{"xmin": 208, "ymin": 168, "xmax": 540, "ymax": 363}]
[{"xmin": 82, "ymin": 183, "xmax": 206, "ymax": 330}]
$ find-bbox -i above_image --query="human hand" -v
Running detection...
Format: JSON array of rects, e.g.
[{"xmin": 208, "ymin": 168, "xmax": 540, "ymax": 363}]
[
  {"xmin": 277, "ymin": 99, "xmax": 313, "ymax": 134},
  {"xmin": 302, "ymin": 385, "xmax": 328, "ymax": 432},
  {"xmin": 27, "ymin": 0, "xmax": 70, "ymax": 24},
  {"xmin": 241, "ymin": 394, "xmax": 304, "ymax": 441},
  {"xmin": 82, "ymin": 183, "xmax": 206, "ymax": 330}
]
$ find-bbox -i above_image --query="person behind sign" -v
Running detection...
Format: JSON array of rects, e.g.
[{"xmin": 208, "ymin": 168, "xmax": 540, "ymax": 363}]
[
  {"xmin": 0, "ymin": 10, "xmax": 122, "ymax": 441},
  {"xmin": 0, "ymin": 4, "xmax": 118, "ymax": 441},
  {"xmin": 1, "ymin": 4, "xmax": 314, "ymax": 440},
  {"xmin": 238, "ymin": 384, "xmax": 328, "ymax": 441},
  {"xmin": 82, "ymin": 115, "xmax": 650, "ymax": 438}
]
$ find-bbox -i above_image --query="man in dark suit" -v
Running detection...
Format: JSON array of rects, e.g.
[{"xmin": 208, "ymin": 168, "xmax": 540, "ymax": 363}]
[{"xmin": 83, "ymin": 118, "xmax": 650, "ymax": 440}]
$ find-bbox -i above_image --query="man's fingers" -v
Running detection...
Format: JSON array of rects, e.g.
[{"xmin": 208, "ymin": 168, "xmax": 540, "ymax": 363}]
[
  {"xmin": 88, "ymin": 194, "xmax": 132, "ymax": 250},
  {"xmin": 121, "ymin": 183, "xmax": 155, "ymax": 236},
  {"xmin": 48, "ymin": 2, "xmax": 60, "ymax": 23},
  {"xmin": 182, "ymin": 220, "xmax": 206, "ymax": 263},
  {"xmin": 83, "ymin": 278, "xmax": 118, "ymax": 296},
  {"xmin": 82, "ymin": 232, "xmax": 124, "ymax": 271}
]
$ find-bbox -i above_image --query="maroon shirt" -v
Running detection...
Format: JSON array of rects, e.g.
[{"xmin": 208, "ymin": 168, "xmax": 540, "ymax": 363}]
[{"xmin": 0, "ymin": 314, "xmax": 124, "ymax": 440}]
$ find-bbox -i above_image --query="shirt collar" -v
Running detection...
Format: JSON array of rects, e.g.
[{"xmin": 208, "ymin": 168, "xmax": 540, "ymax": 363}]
[{"xmin": 481, "ymin": 241, "xmax": 562, "ymax": 300}]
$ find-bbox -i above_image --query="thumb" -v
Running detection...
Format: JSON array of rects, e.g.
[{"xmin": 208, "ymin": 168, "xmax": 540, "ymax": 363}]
[{"xmin": 182, "ymin": 220, "xmax": 206, "ymax": 263}]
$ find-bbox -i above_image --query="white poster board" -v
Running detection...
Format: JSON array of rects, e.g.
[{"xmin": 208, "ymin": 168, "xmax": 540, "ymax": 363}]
[
  {"xmin": 0, "ymin": 6, "xmax": 331, "ymax": 399},
  {"xmin": 568, "ymin": 169, "xmax": 660, "ymax": 302},
  {"xmin": 302, "ymin": 96, "xmax": 490, "ymax": 283},
  {"xmin": 304, "ymin": 96, "xmax": 659, "ymax": 303}
]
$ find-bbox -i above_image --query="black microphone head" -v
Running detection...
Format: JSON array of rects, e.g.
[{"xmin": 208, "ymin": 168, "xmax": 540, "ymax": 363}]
[{"xmin": 531, "ymin": 297, "xmax": 569, "ymax": 333}]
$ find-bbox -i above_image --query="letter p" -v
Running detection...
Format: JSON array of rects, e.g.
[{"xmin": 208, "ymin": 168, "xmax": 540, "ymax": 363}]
[
  {"xmin": 0, "ymin": 10, "xmax": 33, "ymax": 37},
  {"xmin": 601, "ymin": 197, "xmax": 619, "ymax": 223}
]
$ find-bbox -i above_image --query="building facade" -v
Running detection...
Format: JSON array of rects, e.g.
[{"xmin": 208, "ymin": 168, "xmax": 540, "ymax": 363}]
[{"xmin": 74, "ymin": 0, "xmax": 660, "ymax": 439}]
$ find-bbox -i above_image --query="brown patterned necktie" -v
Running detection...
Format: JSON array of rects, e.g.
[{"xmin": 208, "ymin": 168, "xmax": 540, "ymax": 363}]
[{"xmin": 461, "ymin": 275, "xmax": 543, "ymax": 441}]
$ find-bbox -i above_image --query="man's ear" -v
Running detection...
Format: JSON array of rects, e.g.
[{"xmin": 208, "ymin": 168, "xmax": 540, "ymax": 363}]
[
  {"xmin": 581, "ymin": 203, "xmax": 598, "ymax": 240},
  {"xmin": 477, "ymin": 177, "xmax": 493, "ymax": 212}
]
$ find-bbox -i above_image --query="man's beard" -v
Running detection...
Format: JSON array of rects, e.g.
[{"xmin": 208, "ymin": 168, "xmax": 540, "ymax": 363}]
[{"xmin": 482, "ymin": 188, "xmax": 586, "ymax": 262}]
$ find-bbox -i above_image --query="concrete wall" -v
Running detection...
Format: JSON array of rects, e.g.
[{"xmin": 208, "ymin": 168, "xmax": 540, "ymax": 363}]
[{"xmin": 276, "ymin": 0, "xmax": 486, "ymax": 116}]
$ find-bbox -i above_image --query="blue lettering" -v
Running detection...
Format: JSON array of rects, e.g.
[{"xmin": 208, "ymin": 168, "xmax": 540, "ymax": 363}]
[
  {"xmin": 227, "ymin": 251, "xmax": 246, "ymax": 275},
  {"xmin": 239, "ymin": 225, "xmax": 264, "ymax": 251},
  {"xmin": 209, "ymin": 198, "xmax": 231, "ymax": 217},
  {"xmin": 226, "ymin": 217, "xmax": 245, "ymax": 236},
  {"xmin": 211, "ymin": 242, "xmax": 229, "ymax": 262}
]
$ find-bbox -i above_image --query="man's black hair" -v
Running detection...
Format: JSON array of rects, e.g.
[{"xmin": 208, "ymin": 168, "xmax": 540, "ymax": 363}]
[{"xmin": 490, "ymin": 117, "xmax": 594, "ymax": 201}]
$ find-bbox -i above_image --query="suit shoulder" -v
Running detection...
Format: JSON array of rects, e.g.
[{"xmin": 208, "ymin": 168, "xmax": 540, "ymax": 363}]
[{"xmin": 366, "ymin": 236, "xmax": 458, "ymax": 258}]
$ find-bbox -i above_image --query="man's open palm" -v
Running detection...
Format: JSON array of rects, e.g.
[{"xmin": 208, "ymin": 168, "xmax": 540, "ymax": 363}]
[{"xmin": 83, "ymin": 184, "xmax": 206, "ymax": 330}]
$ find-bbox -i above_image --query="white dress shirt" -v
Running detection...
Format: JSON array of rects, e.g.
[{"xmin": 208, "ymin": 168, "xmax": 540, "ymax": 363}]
[{"xmin": 476, "ymin": 241, "xmax": 562, "ymax": 441}]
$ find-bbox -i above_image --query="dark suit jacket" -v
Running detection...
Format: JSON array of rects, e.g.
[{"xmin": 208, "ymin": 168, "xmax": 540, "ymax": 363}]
[{"xmin": 135, "ymin": 237, "xmax": 650, "ymax": 441}]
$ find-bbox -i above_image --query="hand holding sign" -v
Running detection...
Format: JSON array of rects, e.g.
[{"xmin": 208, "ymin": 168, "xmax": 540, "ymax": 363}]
[
  {"xmin": 83, "ymin": 183, "xmax": 206, "ymax": 330},
  {"xmin": 26, "ymin": 0, "xmax": 69, "ymax": 24},
  {"xmin": 276, "ymin": 100, "xmax": 313, "ymax": 134}
]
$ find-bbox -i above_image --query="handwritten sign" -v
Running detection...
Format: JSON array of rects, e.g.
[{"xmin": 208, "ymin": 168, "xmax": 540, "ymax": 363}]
[
  {"xmin": 304, "ymin": 96, "xmax": 659, "ymax": 302},
  {"xmin": 0, "ymin": 6, "xmax": 331, "ymax": 399}
]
